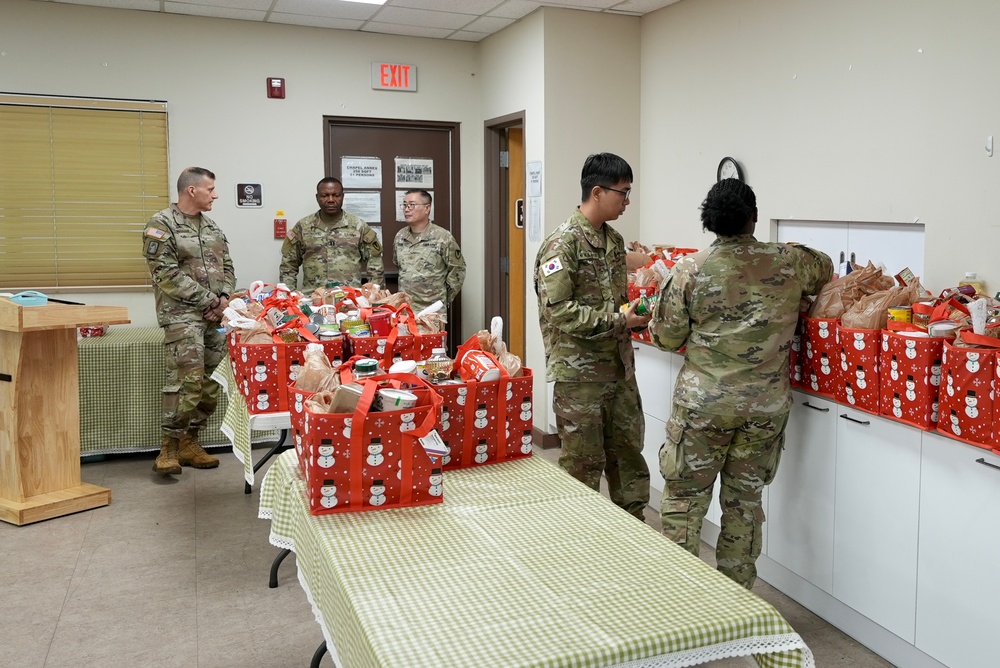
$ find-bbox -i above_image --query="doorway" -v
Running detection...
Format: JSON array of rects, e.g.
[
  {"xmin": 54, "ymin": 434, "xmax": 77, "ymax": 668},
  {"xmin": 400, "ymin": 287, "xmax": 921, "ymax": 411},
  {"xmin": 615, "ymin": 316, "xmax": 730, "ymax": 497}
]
[
  {"xmin": 484, "ymin": 112, "xmax": 526, "ymax": 361},
  {"xmin": 323, "ymin": 116, "xmax": 461, "ymax": 343}
]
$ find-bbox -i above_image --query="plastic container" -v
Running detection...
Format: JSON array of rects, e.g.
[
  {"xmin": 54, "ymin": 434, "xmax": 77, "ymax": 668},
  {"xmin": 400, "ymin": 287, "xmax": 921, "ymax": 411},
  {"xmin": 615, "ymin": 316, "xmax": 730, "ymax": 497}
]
[
  {"xmin": 354, "ymin": 358, "xmax": 380, "ymax": 379},
  {"xmin": 375, "ymin": 388, "xmax": 418, "ymax": 411},
  {"xmin": 959, "ymin": 272, "xmax": 986, "ymax": 295},
  {"xmin": 341, "ymin": 310, "xmax": 363, "ymax": 333},
  {"xmin": 459, "ymin": 349, "xmax": 501, "ymax": 382},
  {"xmin": 424, "ymin": 348, "xmax": 453, "ymax": 384}
]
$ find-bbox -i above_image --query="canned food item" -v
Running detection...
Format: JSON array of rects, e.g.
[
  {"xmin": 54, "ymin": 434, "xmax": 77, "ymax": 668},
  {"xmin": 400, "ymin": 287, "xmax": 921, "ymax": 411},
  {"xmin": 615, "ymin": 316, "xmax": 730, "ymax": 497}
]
[
  {"xmin": 927, "ymin": 320, "xmax": 960, "ymax": 339},
  {"xmin": 911, "ymin": 302, "xmax": 934, "ymax": 330},
  {"xmin": 887, "ymin": 306, "xmax": 912, "ymax": 323},
  {"xmin": 367, "ymin": 310, "xmax": 392, "ymax": 336},
  {"xmin": 460, "ymin": 349, "xmax": 501, "ymax": 382}
]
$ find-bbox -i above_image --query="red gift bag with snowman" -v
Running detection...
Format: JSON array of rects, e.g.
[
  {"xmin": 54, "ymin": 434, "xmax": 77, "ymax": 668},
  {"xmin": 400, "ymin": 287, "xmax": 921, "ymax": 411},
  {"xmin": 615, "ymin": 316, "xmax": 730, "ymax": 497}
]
[
  {"xmin": 300, "ymin": 372, "xmax": 444, "ymax": 515},
  {"xmin": 878, "ymin": 331, "xmax": 943, "ymax": 430},
  {"xmin": 834, "ymin": 325, "xmax": 881, "ymax": 414},
  {"xmin": 800, "ymin": 316, "xmax": 840, "ymax": 398},
  {"xmin": 936, "ymin": 338, "xmax": 997, "ymax": 448},
  {"xmin": 229, "ymin": 341, "xmax": 287, "ymax": 414}
]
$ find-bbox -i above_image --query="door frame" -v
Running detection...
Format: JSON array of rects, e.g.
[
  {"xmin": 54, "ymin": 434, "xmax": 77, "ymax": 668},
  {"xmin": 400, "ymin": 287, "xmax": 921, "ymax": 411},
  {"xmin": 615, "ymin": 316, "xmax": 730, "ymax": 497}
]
[{"xmin": 483, "ymin": 111, "xmax": 525, "ymax": 348}]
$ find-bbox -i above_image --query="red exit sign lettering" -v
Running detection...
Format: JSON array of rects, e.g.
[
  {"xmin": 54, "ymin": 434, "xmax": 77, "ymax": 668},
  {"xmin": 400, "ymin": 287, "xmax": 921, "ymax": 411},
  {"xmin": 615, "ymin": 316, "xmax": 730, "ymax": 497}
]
[{"xmin": 371, "ymin": 62, "xmax": 417, "ymax": 92}]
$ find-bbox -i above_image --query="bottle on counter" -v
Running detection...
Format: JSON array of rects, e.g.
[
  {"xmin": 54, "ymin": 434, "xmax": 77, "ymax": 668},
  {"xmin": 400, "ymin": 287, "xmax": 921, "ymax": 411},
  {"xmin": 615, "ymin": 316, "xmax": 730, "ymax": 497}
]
[
  {"xmin": 423, "ymin": 348, "xmax": 453, "ymax": 384},
  {"xmin": 958, "ymin": 272, "xmax": 986, "ymax": 296}
]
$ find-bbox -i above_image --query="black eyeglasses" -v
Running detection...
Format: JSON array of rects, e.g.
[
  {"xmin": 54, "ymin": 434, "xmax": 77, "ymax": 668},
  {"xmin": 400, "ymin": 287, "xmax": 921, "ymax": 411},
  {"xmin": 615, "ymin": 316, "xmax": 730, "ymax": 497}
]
[
  {"xmin": 601, "ymin": 185, "xmax": 632, "ymax": 200},
  {"xmin": 400, "ymin": 202, "xmax": 429, "ymax": 210}
]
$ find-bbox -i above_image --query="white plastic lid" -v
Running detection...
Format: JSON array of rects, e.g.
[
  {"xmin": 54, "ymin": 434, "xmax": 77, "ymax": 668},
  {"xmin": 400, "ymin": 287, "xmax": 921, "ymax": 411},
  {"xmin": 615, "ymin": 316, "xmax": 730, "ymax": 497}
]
[
  {"xmin": 432, "ymin": 347, "xmax": 446, "ymax": 355},
  {"xmin": 965, "ymin": 272, "xmax": 977, "ymax": 279}
]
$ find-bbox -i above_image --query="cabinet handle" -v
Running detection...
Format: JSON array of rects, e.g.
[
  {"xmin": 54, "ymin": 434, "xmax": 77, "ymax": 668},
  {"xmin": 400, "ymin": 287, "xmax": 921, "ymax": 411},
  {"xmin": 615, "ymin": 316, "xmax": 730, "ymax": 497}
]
[
  {"xmin": 802, "ymin": 401, "xmax": 829, "ymax": 412},
  {"xmin": 839, "ymin": 413, "xmax": 870, "ymax": 426},
  {"xmin": 975, "ymin": 457, "xmax": 1000, "ymax": 472}
]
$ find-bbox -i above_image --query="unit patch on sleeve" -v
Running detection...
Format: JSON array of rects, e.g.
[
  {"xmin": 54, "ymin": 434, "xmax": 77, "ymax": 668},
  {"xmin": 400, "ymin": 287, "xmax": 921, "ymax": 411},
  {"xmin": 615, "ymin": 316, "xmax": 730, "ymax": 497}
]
[
  {"xmin": 144, "ymin": 240, "xmax": 161, "ymax": 257},
  {"xmin": 541, "ymin": 257, "xmax": 564, "ymax": 277}
]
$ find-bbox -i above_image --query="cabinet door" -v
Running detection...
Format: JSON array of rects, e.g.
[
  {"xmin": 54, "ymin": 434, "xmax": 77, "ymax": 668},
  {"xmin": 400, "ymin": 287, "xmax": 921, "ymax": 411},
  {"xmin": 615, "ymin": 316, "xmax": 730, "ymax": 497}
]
[
  {"xmin": 833, "ymin": 408, "xmax": 921, "ymax": 642},
  {"xmin": 767, "ymin": 392, "xmax": 838, "ymax": 592},
  {"xmin": 915, "ymin": 433, "xmax": 1000, "ymax": 668},
  {"xmin": 642, "ymin": 413, "xmax": 666, "ymax": 494},
  {"xmin": 633, "ymin": 342, "xmax": 674, "ymax": 424}
]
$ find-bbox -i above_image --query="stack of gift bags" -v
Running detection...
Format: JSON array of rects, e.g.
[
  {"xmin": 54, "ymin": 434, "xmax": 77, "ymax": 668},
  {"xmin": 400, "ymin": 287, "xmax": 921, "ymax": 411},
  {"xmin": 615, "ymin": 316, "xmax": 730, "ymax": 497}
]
[
  {"xmin": 794, "ymin": 263, "xmax": 1000, "ymax": 452},
  {"xmin": 624, "ymin": 242, "xmax": 697, "ymax": 343},
  {"xmin": 284, "ymin": 315, "xmax": 533, "ymax": 515}
]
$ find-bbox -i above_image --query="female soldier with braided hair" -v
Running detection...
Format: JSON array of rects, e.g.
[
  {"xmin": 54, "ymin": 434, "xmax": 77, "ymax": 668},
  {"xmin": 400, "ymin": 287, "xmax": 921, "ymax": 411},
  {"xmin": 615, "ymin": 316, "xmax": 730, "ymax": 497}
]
[{"xmin": 648, "ymin": 178, "xmax": 833, "ymax": 588}]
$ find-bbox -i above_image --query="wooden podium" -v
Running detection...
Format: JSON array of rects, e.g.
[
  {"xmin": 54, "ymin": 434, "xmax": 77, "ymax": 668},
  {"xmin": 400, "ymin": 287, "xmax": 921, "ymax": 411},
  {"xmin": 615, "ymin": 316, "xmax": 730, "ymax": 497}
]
[{"xmin": 0, "ymin": 298, "xmax": 130, "ymax": 525}]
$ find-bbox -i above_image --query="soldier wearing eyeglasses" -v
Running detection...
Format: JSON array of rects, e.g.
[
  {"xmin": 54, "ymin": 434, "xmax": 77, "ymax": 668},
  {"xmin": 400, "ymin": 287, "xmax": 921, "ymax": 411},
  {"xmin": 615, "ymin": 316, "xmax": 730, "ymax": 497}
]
[
  {"xmin": 393, "ymin": 189, "xmax": 466, "ymax": 321},
  {"xmin": 533, "ymin": 153, "xmax": 651, "ymax": 521}
]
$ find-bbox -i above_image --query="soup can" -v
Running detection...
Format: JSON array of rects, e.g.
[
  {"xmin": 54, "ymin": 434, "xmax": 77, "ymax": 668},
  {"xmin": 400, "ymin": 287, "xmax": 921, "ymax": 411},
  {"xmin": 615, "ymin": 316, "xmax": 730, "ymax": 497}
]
[
  {"xmin": 367, "ymin": 309, "xmax": 393, "ymax": 336},
  {"xmin": 887, "ymin": 305, "xmax": 912, "ymax": 323}
]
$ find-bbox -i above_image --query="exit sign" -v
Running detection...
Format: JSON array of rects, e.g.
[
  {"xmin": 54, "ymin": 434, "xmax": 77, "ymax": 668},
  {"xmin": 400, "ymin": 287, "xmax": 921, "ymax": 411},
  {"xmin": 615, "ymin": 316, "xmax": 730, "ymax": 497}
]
[{"xmin": 371, "ymin": 62, "xmax": 417, "ymax": 92}]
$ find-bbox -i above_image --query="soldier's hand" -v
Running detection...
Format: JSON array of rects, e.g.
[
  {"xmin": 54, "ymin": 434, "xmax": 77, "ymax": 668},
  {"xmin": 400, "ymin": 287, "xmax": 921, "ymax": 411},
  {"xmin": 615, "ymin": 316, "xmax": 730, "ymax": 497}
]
[{"xmin": 624, "ymin": 299, "xmax": 652, "ymax": 330}]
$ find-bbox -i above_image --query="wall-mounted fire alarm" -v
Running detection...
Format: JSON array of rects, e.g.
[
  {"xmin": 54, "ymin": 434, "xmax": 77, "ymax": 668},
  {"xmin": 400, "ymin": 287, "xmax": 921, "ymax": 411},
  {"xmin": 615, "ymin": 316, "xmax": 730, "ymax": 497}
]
[{"xmin": 267, "ymin": 77, "xmax": 285, "ymax": 99}]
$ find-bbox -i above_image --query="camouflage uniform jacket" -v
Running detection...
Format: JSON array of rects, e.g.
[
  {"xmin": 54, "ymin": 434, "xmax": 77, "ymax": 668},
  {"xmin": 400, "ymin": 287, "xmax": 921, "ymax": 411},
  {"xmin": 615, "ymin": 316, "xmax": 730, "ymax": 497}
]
[
  {"xmin": 393, "ymin": 223, "xmax": 466, "ymax": 312},
  {"xmin": 534, "ymin": 209, "xmax": 634, "ymax": 383},
  {"xmin": 649, "ymin": 234, "xmax": 832, "ymax": 417},
  {"xmin": 279, "ymin": 211, "xmax": 384, "ymax": 291},
  {"xmin": 143, "ymin": 204, "xmax": 236, "ymax": 327}
]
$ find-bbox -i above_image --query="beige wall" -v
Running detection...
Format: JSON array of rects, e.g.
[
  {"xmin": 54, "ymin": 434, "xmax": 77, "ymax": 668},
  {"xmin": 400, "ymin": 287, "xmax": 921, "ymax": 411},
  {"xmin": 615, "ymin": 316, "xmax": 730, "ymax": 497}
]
[
  {"xmin": 639, "ymin": 0, "xmax": 1000, "ymax": 293},
  {"xmin": 3, "ymin": 0, "xmax": 482, "ymax": 333}
]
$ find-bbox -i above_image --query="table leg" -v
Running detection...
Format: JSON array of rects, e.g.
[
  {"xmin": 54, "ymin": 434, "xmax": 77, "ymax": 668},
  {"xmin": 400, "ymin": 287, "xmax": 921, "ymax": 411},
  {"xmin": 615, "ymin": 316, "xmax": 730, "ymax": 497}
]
[
  {"xmin": 310, "ymin": 641, "xmax": 328, "ymax": 668},
  {"xmin": 269, "ymin": 547, "xmax": 292, "ymax": 588},
  {"xmin": 244, "ymin": 429, "xmax": 291, "ymax": 494}
]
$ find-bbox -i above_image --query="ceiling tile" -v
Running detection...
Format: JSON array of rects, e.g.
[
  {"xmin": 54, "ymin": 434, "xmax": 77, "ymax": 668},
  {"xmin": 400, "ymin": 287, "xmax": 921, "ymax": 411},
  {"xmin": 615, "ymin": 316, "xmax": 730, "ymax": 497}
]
[
  {"xmin": 272, "ymin": 0, "xmax": 381, "ymax": 20},
  {"xmin": 391, "ymin": 0, "xmax": 501, "ymax": 14},
  {"xmin": 374, "ymin": 6, "xmax": 475, "ymax": 29},
  {"xmin": 462, "ymin": 15, "xmax": 516, "ymax": 34},
  {"xmin": 164, "ymin": 2, "xmax": 266, "ymax": 19},
  {"xmin": 448, "ymin": 30, "xmax": 489, "ymax": 42},
  {"xmin": 485, "ymin": 0, "xmax": 542, "ymax": 20},
  {"xmin": 268, "ymin": 12, "xmax": 366, "ymax": 30},
  {"xmin": 52, "ymin": 0, "xmax": 161, "ymax": 9},
  {"xmin": 361, "ymin": 22, "xmax": 454, "ymax": 39}
]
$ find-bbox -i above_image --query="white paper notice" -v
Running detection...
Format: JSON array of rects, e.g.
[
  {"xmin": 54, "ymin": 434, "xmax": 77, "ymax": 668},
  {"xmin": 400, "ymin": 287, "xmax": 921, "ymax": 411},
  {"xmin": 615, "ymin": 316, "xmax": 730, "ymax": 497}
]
[
  {"xmin": 343, "ymin": 191, "xmax": 381, "ymax": 223},
  {"xmin": 528, "ymin": 196, "xmax": 542, "ymax": 243},
  {"xmin": 341, "ymin": 157, "xmax": 382, "ymax": 189},
  {"xmin": 527, "ymin": 161, "xmax": 542, "ymax": 197},
  {"xmin": 395, "ymin": 157, "xmax": 434, "ymax": 188}
]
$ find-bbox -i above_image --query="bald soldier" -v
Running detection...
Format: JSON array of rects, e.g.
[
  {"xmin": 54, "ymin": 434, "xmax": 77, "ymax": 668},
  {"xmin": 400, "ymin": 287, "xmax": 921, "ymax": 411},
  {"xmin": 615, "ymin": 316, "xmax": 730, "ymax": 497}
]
[
  {"xmin": 534, "ymin": 153, "xmax": 652, "ymax": 521},
  {"xmin": 143, "ymin": 166, "xmax": 236, "ymax": 475},
  {"xmin": 280, "ymin": 177, "xmax": 384, "ymax": 291}
]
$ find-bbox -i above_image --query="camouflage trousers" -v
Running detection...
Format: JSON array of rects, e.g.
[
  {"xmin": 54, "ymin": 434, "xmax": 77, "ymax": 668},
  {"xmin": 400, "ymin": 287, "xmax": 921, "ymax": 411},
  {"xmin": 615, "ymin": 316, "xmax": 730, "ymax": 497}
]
[
  {"xmin": 161, "ymin": 321, "xmax": 226, "ymax": 439},
  {"xmin": 553, "ymin": 377, "xmax": 650, "ymax": 520},
  {"xmin": 659, "ymin": 405, "xmax": 787, "ymax": 589}
]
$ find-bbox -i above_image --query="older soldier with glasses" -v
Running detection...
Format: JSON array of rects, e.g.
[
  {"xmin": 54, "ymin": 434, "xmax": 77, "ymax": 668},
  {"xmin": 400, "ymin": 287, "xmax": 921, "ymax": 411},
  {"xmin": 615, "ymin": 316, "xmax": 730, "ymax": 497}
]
[{"xmin": 393, "ymin": 189, "xmax": 466, "ymax": 321}]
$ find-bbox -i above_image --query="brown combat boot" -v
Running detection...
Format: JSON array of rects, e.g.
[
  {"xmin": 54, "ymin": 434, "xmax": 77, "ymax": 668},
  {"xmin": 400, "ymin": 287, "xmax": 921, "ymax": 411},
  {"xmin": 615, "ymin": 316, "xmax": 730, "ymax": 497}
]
[
  {"xmin": 153, "ymin": 436, "xmax": 182, "ymax": 475},
  {"xmin": 178, "ymin": 432, "xmax": 220, "ymax": 469}
]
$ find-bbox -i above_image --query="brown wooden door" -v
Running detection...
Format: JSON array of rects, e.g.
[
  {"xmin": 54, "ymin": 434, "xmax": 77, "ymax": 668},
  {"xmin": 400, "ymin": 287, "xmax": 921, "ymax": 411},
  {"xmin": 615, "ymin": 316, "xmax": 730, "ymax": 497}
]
[
  {"xmin": 506, "ymin": 127, "xmax": 525, "ymax": 361},
  {"xmin": 324, "ymin": 117, "xmax": 461, "ymax": 342}
]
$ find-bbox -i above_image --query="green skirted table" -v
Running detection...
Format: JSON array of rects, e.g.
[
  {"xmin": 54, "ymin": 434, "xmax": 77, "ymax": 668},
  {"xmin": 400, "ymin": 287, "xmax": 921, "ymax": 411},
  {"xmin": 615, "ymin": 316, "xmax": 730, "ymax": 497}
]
[
  {"xmin": 259, "ymin": 449, "xmax": 814, "ymax": 668},
  {"xmin": 78, "ymin": 326, "xmax": 268, "ymax": 456}
]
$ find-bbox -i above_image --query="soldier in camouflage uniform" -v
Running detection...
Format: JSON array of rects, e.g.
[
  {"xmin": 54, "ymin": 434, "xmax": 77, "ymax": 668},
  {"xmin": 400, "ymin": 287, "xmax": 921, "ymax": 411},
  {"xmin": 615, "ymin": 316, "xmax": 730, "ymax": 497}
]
[
  {"xmin": 533, "ymin": 153, "xmax": 652, "ymax": 520},
  {"xmin": 393, "ymin": 189, "xmax": 466, "ymax": 321},
  {"xmin": 279, "ymin": 177, "xmax": 384, "ymax": 292},
  {"xmin": 143, "ymin": 167, "xmax": 237, "ymax": 475},
  {"xmin": 649, "ymin": 178, "xmax": 832, "ymax": 587}
]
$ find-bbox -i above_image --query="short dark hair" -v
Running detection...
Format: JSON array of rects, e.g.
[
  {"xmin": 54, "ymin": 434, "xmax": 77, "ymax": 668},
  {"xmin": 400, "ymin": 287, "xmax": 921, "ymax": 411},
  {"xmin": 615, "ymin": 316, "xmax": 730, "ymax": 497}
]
[
  {"xmin": 317, "ymin": 176, "xmax": 344, "ymax": 191},
  {"xmin": 177, "ymin": 167, "xmax": 215, "ymax": 192},
  {"xmin": 405, "ymin": 189, "xmax": 432, "ymax": 205},
  {"xmin": 580, "ymin": 153, "xmax": 633, "ymax": 202},
  {"xmin": 700, "ymin": 178, "xmax": 757, "ymax": 236}
]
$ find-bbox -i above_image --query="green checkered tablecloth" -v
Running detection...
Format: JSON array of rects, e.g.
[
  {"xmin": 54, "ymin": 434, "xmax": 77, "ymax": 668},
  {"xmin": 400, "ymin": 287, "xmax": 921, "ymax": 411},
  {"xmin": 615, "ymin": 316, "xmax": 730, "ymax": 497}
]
[
  {"xmin": 78, "ymin": 326, "xmax": 228, "ymax": 455},
  {"xmin": 211, "ymin": 360, "xmax": 289, "ymax": 487},
  {"xmin": 260, "ymin": 450, "xmax": 814, "ymax": 668}
]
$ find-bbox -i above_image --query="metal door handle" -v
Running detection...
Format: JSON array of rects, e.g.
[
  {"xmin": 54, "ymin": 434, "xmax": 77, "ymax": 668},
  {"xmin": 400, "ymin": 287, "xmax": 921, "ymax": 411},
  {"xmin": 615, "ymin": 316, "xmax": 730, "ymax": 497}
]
[
  {"xmin": 515, "ymin": 198, "xmax": 525, "ymax": 229},
  {"xmin": 802, "ymin": 401, "xmax": 830, "ymax": 412},
  {"xmin": 975, "ymin": 457, "xmax": 1000, "ymax": 472},
  {"xmin": 839, "ymin": 413, "xmax": 870, "ymax": 426}
]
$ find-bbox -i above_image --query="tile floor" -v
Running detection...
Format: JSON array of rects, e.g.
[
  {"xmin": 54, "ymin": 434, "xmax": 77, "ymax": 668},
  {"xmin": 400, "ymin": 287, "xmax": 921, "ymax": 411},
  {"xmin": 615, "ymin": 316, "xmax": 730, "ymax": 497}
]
[{"xmin": 0, "ymin": 445, "xmax": 895, "ymax": 668}]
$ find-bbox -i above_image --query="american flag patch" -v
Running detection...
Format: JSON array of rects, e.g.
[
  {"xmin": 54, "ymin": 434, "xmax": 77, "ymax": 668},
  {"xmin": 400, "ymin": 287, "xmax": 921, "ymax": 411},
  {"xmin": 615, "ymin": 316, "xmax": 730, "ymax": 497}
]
[
  {"xmin": 145, "ymin": 228, "xmax": 165, "ymax": 239},
  {"xmin": 541, "ymin": 257, "xmax": 564, "ymax": 277}
]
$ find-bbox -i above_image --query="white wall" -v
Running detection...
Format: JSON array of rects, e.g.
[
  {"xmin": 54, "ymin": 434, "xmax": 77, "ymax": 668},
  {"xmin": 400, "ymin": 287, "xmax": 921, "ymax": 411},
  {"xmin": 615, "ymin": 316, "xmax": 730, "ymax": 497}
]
[
  {"xmin": 2, "ymin": 0, "xmax": 482, "ymax": 333},
  {"xmin": 639, "ymin": 0, "xmax": 1000, "ymax": 294}
]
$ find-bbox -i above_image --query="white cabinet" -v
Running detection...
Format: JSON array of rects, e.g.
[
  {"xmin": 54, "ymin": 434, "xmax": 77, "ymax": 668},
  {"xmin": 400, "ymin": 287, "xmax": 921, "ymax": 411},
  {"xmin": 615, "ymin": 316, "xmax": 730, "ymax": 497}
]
[
  {"xmin": 775, "ymin": 219, "xmax": 924, "ymax": 279},
  {"xmin": 833, "ymin": 407, "xmax": 921, "ymax": 643},
  {"xmin": 767, "ymin": 392, "xmax": 838, "ymax": 593},
  {"xmin": 633, "ymin": 342, "xmax": 674, "ymax": 424},
  {"xmin": 641, "ymin": 413, "xmax": 666, "ymax": 494},
  {"xmin": 915, "ymin": 433, "xmax": 1000, "ymax": 668}
]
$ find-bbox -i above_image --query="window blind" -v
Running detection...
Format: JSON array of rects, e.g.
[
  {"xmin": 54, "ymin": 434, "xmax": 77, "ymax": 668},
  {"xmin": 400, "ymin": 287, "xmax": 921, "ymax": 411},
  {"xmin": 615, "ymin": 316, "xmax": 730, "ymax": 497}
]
[{"xmin": 0, "ymin": 94, "xmax": 169, "ymax": 290}]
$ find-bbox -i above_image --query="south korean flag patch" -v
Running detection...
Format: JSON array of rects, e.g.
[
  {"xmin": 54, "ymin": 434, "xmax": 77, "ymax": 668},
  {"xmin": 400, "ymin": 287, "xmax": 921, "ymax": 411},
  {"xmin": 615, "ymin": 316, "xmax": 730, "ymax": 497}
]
[{"xmin": 541, "ymin": 257, "xmax": 564, "ymax": 277}]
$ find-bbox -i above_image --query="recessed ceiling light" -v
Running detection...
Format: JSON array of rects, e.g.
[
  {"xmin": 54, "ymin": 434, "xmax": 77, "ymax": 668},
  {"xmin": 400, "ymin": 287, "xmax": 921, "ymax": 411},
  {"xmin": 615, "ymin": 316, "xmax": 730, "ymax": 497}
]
[{"xmin": 344, "ymin": 0, "xmax": 387, "ymax": 5}]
